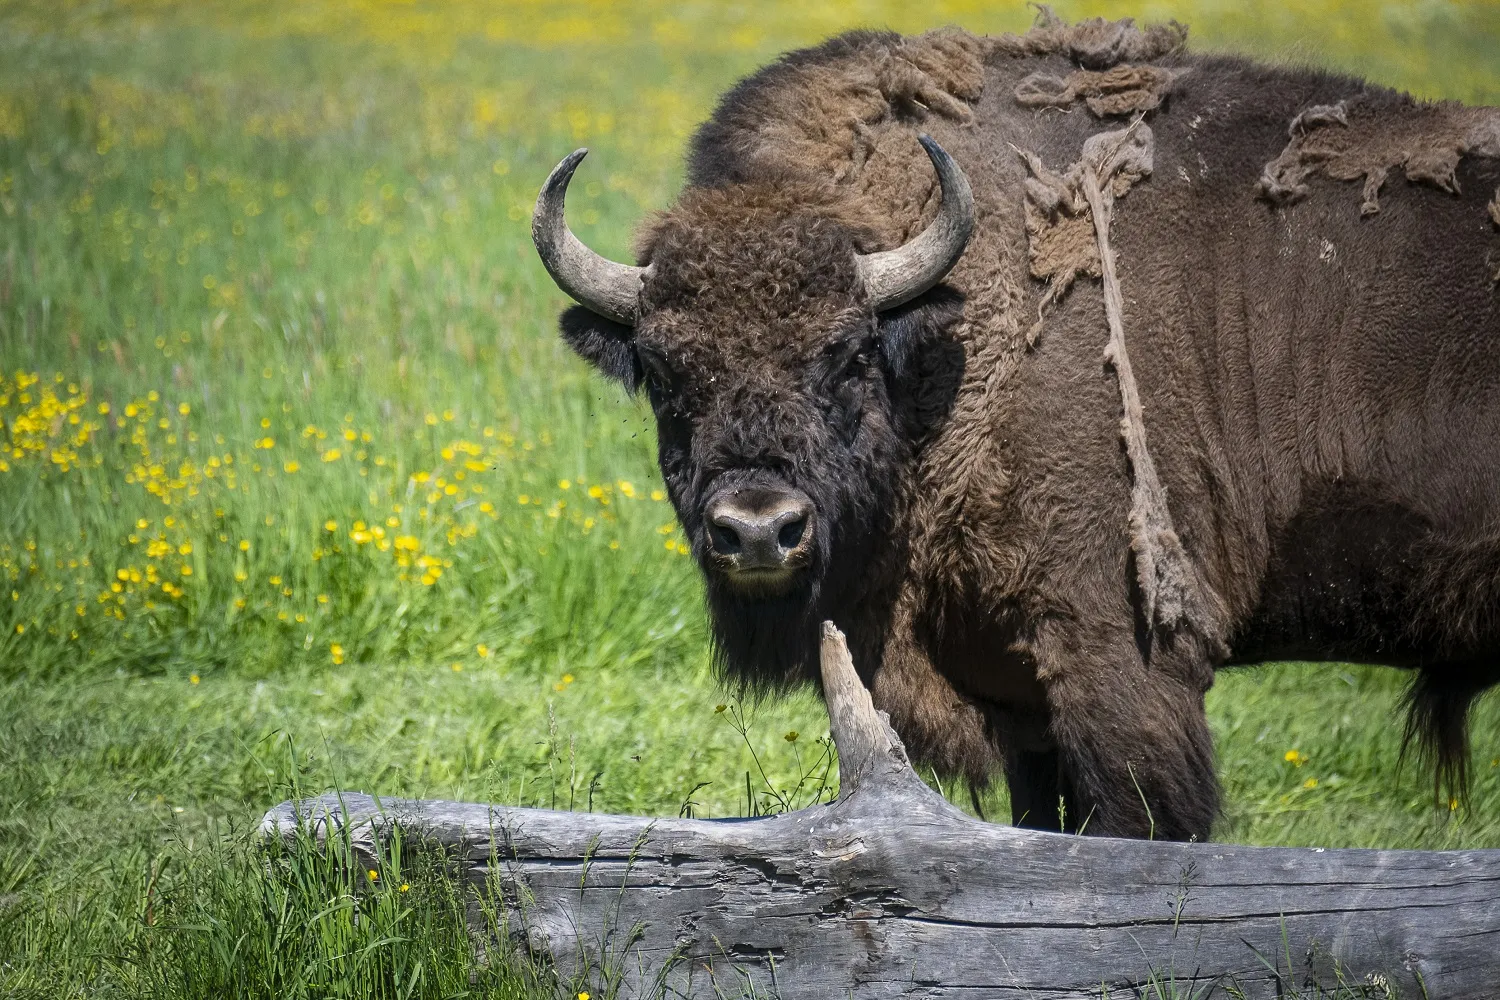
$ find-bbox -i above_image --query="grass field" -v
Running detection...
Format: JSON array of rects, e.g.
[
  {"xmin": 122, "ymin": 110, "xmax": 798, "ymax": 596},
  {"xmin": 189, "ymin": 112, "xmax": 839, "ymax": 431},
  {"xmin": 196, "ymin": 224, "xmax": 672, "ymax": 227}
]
[{"xmin": 3, "ymin": 0, "xmax": 1500, "ymax": 995}]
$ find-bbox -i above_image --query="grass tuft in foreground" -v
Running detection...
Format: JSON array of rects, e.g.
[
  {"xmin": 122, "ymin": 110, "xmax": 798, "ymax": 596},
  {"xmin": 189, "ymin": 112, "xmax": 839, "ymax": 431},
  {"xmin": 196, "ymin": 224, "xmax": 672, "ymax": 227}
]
[{"xmin": 2, "ymin": 807, "xmax": 530, "ymax": 998}]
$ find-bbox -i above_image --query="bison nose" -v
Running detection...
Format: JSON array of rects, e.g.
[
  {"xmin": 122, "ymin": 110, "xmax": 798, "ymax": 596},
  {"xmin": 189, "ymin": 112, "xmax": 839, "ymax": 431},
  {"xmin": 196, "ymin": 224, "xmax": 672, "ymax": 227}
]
[{"xmin": 706, "ymin": 488, "xmax": 814, "ymax": 570}]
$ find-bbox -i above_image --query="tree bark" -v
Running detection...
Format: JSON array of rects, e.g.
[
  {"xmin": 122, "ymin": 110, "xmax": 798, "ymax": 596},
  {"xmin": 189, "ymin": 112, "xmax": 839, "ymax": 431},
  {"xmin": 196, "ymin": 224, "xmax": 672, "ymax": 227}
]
[{"xmin": 264, "ymin": 623, "xmax": 1500, "ymax": 999}]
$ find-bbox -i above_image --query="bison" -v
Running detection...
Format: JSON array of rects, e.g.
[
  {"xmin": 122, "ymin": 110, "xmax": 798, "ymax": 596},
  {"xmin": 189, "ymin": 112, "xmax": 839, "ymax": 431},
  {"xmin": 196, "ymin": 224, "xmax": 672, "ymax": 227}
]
[{"xmin": 533, "ymin": 12, "xmax": 1500, "ymax": 840}]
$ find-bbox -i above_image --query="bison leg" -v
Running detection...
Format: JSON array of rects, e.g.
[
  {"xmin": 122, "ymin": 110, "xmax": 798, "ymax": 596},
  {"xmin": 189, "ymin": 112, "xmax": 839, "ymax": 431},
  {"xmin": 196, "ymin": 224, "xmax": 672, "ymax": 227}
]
[
  {"xmin": 871, "ymin": 596, "xmax": 1001, "ymax": 790},
  {"xmin": 1034, "ymin": 619, "xmax": 1218, "ymax": 840},
  {"xmin": 1002, "ymin": 745, "xmax": 1080, "ymax": 832}
]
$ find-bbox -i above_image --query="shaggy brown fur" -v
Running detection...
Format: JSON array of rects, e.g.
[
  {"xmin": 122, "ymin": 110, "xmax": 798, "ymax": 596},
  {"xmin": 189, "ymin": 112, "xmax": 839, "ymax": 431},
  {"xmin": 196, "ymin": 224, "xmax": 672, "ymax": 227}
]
[
  {"xmin": 1015, "ymin": 64, "xmax": 1185, "ymax": 117},
  {"xmin": 554, "ymin": 10, "xmax": 1500, "ymax": 839}
]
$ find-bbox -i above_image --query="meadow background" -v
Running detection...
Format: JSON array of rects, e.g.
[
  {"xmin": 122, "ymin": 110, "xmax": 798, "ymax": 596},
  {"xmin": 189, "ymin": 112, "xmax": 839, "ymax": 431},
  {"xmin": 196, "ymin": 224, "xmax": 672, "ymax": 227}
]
[{"xmin": 2, "ymin": 0, "xmax": 1500, "ymax": 995}]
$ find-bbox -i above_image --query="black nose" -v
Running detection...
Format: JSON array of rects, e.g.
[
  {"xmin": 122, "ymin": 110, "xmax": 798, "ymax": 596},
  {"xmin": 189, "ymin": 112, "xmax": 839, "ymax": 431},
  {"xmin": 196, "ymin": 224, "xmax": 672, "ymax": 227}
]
[{"xmin": 705, "ymin": 488, "xmax": 814, "ymax": 570}]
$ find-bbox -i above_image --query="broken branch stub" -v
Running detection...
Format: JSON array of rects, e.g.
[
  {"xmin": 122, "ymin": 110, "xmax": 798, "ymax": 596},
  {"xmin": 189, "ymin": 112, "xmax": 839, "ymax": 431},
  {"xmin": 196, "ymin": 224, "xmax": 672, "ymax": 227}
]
[
  {"xmin": 264, "ymin": 624, "xmax": 1500, "ymax": 999},
  {"xmin": 819, "ymin": 621, "xmax": 921, "ymax": 800}
]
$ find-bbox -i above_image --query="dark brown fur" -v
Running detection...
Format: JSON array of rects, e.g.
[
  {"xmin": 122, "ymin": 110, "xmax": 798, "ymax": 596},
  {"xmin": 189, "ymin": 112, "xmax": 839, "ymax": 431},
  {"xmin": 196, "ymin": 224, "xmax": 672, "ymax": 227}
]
[{"xmin": 557, "ymin": 13, "xmax": 1500, "ymax": 839}]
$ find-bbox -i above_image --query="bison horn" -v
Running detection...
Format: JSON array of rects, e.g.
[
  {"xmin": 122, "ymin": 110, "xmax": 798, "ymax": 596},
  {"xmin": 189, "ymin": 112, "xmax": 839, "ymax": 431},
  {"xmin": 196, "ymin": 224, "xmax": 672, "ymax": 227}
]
[
  {"xmin": 857, "ymin": 135, "xmax": 975, "ymax": 312},
  {"xmin": 532, "ymin": 148, "xmax": 649, "ymax": 325}
]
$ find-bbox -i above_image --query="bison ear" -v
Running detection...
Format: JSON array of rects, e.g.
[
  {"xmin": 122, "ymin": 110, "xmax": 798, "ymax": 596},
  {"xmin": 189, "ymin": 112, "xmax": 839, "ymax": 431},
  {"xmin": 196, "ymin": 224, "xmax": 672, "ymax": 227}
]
[
  {"xmin": 559, "ymin": 305, "xmax": 642, "ymax": 392},
  {"xmin": 875, "ymin": 285, "xmax": 964, "ymax": 385}
]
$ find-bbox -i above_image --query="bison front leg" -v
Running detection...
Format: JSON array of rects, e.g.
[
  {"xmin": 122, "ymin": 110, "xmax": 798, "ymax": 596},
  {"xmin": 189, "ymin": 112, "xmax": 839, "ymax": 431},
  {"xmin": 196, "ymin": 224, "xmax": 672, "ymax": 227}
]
[
  {"xmin": 870, "ymin": 592, "xmax": 1003, "ymax": 792},
  {"xmin": 1033, "ymin": 617, "xmax": 1219, "ymax": 841}
]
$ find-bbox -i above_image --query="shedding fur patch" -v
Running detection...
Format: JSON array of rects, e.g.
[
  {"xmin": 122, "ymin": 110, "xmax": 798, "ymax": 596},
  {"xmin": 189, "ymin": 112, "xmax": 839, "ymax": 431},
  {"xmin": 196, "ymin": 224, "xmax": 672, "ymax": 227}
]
[
  {"xmin": 690, "ymin": 27, "xmax": 990, "ymax": 201},
  {"xmin": 1020, "ymin": 131, "xmax": 1151, "ymax": 341},
  {"xmin": 986, "ymin": 7, "xmax": 1188, "ymax": 68},
  {"xmin": 1020, "ymin": 123, "xmax": 1227, "ymax": 650},
  {"xmin": 1015, "ymin": 64, "xmax": 1185, "ymax": 117},
  {"xmin": 1258, "ymin": 97, "xmax": 1500, "ymax": 217}
]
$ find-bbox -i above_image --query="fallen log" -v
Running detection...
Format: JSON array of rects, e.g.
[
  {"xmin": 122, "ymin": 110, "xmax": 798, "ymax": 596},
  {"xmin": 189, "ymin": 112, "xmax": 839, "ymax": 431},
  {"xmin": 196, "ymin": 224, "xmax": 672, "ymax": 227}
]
[{"xmin": 264, "ymin": 624, "xmax": 1500, "ymax": 998}]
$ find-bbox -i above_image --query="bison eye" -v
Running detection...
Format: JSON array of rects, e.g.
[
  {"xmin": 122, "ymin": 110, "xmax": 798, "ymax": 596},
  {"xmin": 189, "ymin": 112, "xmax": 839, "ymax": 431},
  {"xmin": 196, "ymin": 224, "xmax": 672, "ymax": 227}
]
[
  {"xmin": 825, "ymin": 335, "xmax": 874, "ymax": 383},
  {"xmin": 636, "ymin": 346, "xmax": 677, "ymax": 397}
]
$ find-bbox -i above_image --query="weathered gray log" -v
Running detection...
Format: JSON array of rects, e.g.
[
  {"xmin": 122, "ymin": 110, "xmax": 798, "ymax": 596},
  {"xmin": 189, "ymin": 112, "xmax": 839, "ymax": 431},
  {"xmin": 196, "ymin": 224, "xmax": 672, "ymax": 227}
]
[{"xmin": 264, "ymin": 624, "xmax": 1500, "ymax": 999}]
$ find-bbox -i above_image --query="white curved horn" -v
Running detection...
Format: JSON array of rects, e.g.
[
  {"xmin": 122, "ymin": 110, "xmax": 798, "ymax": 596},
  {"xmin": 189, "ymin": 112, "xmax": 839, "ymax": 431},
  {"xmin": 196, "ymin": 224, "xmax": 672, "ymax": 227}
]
[
  {"xmin": 856, "ymin": 135, "xmax": 975, "ymax": 312},
  {"xmin": 532, "ymin": 149, "xmax": 647, "ymax": 325}
]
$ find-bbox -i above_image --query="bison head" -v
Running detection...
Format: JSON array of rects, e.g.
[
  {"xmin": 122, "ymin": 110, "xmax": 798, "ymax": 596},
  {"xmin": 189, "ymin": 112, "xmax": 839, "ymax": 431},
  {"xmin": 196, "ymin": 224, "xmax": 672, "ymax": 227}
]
[{"xmin": 533, "ymin": 137, "xmax": 972, "ymax": 686}]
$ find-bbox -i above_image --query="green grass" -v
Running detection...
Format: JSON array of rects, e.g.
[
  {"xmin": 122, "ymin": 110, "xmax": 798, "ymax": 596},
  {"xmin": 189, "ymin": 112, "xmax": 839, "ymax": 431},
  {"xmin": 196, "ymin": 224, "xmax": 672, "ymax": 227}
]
[{"xmin": 2, "ymin": 0, "xmax": 1500, "ymax": 995}]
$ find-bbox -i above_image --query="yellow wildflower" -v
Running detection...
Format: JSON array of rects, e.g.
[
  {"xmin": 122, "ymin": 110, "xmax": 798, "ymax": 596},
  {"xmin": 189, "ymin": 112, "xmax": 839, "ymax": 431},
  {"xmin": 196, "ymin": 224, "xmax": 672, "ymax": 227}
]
[{"xmin": 330, "ymin": 643, "xmax": 345, "ymax": 665}]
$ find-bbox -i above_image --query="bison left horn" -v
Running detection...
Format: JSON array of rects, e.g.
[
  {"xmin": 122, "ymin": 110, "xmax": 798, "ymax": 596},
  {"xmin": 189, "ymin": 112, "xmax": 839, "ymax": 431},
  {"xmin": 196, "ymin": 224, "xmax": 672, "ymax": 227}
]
[
  {"xmin": 532, "ymin": 148, "xmax": 649, "ymax": 325},
  {"xmin": 856, "ymin": 134, "xmax": 975, "ymax": 312}
]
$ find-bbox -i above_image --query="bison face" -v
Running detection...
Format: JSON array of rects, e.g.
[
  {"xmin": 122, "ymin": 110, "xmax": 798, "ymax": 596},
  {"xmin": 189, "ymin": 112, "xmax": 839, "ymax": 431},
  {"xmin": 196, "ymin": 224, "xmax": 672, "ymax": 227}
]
[{"xmin": 534, "ymin": 138, "xmax": 972, "ymax": 684}]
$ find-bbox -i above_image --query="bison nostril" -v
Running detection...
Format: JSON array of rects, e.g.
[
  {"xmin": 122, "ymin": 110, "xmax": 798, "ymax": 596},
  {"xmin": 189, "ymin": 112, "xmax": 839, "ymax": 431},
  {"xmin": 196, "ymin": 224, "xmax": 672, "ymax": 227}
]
[
  {"xmin": 705, "ymin": 487, "xmax": 813, "ymax": 572},
  {"xmin": 710, "ymin": 522, "xmax": 742, "ymax": 555}
]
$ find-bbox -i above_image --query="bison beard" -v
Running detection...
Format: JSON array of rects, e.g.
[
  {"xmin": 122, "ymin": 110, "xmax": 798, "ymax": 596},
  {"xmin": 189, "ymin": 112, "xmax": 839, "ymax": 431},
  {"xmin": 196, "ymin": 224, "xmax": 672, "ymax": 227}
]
[{"xmin": 539, "ymin": 12, "xmax": 1500, "ymax": 841}]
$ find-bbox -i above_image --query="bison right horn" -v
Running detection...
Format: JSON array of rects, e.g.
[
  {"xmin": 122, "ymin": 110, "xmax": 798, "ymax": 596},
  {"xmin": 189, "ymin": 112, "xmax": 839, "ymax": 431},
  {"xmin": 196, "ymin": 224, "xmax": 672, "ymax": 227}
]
[
  {"xmin": 532, "ymin": 148, "xmax": 649, "ymax": 325},
  {"xmin": 857, "ymin": 135, "xmax": 975, "ymax": 312}
]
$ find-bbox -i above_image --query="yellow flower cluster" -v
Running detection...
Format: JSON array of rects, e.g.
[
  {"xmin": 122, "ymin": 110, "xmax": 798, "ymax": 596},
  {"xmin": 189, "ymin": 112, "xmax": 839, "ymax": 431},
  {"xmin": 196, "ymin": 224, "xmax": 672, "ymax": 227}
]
[
  {"xmin": 2, "ymin": 369, "xmax": 686, "ymax": 661},
  {"xmin": 1, "ymin": 372, "xmax": 99, "ymax": 474}
]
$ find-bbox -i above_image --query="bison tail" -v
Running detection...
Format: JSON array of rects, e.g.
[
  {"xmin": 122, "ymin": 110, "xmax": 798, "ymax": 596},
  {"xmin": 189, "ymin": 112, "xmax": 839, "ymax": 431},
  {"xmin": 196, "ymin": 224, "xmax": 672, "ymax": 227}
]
[{"xmin": 1401, "ymin": 666, "xmax": 1494, "ymax": 808}]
